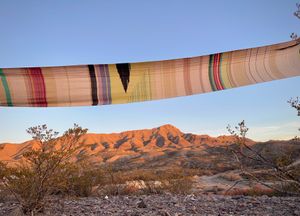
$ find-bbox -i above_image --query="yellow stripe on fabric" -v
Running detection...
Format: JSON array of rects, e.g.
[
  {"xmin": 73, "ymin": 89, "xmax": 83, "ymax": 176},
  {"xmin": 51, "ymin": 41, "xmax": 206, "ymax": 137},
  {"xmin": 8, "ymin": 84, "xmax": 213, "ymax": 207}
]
[
  {"xmin": 155, "ymin": 62, "xmax": 164, "ymax": 100},
  {"xmin": 42, "ymin": 67, "xmax": 59, "ymax": 106},
  {"xmin": 109, "ymin": 64, "xmax": 125, "ymax": 104},
  {"xmin": 128, "ymin": 71, "xmax": 151, "ymax": 102},
  {"xmin": 219, "ymin": 53, "xmax": 233, "ymax": 89},
  {"xmin": 162, "ymin": 60, "xmax": 173, "ymax": 98},
  {"xmin": 110, "ymin": 63, "xmax": 152, "ymax": 104},
  {"xmin": 149, "ymin": 62, "xmax": 162, "ymax": 100},
  {"xmin": 128, "ymin": 62, "xmax": 152, "ymax": 102}
]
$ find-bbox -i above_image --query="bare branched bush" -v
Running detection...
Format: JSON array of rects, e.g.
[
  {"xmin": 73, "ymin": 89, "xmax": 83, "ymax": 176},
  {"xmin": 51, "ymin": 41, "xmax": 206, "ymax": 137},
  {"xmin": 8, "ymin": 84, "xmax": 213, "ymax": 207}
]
[
  {"xmin": 0, "ymin": 124, "xmax": 88, "ymax": 215},
  {"xmin": 294, "ymin": 2, "xmax": 300, "ymax": 19},
  {"xmin": 291, "ymin": 2, "xmax": 300, "ymax": 39},
  {"xmin": 288, "ymin": 97, "xmax": 300, "ymax": 142},
  {"xmin": 288, "ymin": 97, "xmax": 300, "ymax": 117},
  {"xmin": 290, "ymin": 32, "xmax": 298, "ymax": 40},
  {"xmin": 226, "ymin": 119, "xmax": 300, "ymax": 196}
]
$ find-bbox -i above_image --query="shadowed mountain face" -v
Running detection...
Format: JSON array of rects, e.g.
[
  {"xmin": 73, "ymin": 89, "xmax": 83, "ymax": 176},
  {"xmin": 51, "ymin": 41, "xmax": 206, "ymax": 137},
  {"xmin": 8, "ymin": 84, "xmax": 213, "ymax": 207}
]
[{"xmin": 1, "ymin": 124, "xmax": 299, "ymax": 172}]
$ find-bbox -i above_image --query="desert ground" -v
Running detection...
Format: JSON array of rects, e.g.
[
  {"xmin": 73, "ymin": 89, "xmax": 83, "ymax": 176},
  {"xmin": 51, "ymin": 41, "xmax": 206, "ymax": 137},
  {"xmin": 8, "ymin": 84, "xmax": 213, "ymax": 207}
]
[{"xmin": 1, "ymin": 124, "xmax": 300, "ymax": 215}]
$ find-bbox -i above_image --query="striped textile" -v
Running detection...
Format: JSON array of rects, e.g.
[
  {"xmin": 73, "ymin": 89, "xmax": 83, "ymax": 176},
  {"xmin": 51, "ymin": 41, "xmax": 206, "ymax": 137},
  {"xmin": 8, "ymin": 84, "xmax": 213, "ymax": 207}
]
[{"xmin": 0, "ymin": 39, "xmax": 300, "ymax": 107}]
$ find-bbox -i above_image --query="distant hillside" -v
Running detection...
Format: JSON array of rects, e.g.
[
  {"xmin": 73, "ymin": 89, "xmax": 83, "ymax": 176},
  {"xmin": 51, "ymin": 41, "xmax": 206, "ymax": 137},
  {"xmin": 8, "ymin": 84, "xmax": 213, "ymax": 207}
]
[{"xmin": 1, "ymin": 124, "xmax": 299, "ymax": 172}]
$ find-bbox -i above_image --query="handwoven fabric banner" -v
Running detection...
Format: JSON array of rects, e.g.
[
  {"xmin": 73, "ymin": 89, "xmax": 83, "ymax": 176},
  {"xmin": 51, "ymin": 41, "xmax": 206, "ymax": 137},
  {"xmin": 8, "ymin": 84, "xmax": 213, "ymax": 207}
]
[{"xmin": 0, "ymin": 40, "xmax": 300, "ymax": 107}]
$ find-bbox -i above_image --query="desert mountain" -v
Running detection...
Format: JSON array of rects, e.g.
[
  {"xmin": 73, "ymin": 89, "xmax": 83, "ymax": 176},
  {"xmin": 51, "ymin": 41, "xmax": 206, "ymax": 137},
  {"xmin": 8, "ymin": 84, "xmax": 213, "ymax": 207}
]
[
  {"xmin": 0, "ymin": 124, "xmax": 298, "ymax": 172},
  {"xmin": 0, "ymin": 125, "xmax": 237, "ymax": 160}
]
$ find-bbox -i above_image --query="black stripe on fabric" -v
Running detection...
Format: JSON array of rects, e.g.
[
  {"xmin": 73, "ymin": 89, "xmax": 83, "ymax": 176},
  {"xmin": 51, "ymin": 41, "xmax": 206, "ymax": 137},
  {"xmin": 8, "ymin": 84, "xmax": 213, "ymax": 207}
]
[
  {"xmin": 208, "ymin": 55, "xmax": 217, "ymax": 91},
  {"xmin": 88, "ymin": 65, "xmax": 98, "ymax": 105},
  {"xmin": 105, "ymin": 65, "xmax": 112, "ymax": 104},
  {"xmin": 116, "ymin": 63, "xmax": 130, "ymax": 92}
]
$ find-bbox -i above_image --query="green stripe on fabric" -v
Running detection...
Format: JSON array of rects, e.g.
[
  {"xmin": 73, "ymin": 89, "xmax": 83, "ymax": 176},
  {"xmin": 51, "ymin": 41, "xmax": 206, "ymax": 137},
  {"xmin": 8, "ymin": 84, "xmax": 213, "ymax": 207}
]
[
  {"xmin": 0, "ymin": 69, "xmax": 13, "ymax": 106},
  {"xmin": 208, "ymin": 55, "xmax": 217, "ymax": 91}
]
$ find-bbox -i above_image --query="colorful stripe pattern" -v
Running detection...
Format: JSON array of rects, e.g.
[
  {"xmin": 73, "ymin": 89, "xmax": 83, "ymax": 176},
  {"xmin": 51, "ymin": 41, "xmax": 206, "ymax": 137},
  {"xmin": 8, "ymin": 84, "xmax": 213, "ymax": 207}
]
[
  {"xmin": 97, "ymin": 64, "xmax": 112, "ymax": 105},
  {"xmin": 0, "ymin": 68, "xmax": 12, "ymax": 106},
  {"xmin": 27, "ymin": 68, "xmax": 48, "ymax": 106},
  {"xmin": 0, "ymin": 39, "xmax": 300, "ymax": 107}
]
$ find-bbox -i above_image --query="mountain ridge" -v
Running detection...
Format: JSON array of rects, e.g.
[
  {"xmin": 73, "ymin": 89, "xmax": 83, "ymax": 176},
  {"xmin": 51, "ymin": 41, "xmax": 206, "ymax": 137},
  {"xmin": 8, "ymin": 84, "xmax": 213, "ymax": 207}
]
[{"xmin": 0, "ymin": 124, "xmax": 284, "ymax": 170}]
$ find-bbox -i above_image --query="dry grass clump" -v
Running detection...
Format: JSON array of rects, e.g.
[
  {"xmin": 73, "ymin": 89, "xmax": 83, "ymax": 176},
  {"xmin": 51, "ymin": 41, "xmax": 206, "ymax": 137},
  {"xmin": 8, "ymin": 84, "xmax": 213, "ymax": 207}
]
[
  {"xmin": 165, "ymin": 177, "xmax": 193, "ymax": 194},
  {"xmin": 225, "ymin": 184, "xmax": 275, "ymax": 196},
  {"xmin": 219, "ymin": 172, "xmax": 242, "ymax": 182},
  {"xmin": 97, "ymin": 166, "xmax": 193, "ymax": 196},
  {"xmin": 99, "ymin": 180, "xmax": 193, "ymax": 196}
]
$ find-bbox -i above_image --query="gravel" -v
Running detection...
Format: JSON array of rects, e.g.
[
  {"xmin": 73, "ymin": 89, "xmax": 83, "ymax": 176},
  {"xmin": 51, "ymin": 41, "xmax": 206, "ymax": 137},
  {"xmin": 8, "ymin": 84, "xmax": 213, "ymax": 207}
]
[{"xmin": 1, "ymin": 194, "xmax": 300, "ymax": 216}]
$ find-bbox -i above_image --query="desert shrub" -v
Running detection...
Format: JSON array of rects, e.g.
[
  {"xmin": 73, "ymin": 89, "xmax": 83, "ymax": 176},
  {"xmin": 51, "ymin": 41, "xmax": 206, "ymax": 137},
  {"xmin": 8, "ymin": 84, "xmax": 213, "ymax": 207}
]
[
  {"xmin": 273, "ymin": 182, "xmax": 300, "ymax": 196},
  {"xmin": 0, "ymin": 180, "xmax": 15, "ymax": 202},
  {"xmin": 165, "ymin": 177, "xmax": 193, "ymax": 194},
  {"xmin": 53, "ymin": 162, "xmax": 104, "ymax": 197},
  {"xmin": 227, "ymin": 119, "xmax": 300, "ymax": 196},
  {"xmin": 0, "ymin": 124, "xmax": 88, "ymax": 215}
]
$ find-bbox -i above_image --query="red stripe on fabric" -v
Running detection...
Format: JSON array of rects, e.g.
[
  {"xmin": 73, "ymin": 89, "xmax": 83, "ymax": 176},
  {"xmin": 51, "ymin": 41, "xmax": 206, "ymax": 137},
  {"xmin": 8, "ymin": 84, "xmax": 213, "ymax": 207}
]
[
  {"xmin": 213, "ymin": 54, "xmax": 223, "ymax": 90},
  {"xmin": 212, "ymin": 55, "xmax": 219, "ymax": 90},
  {"xmin": 29, "ymin": 68, "xmax": 48, "ymax": 107},
  {"xmin": 217, "ymin": 54, "xmax": 224, "ymax": 90},
  {"xmin": 216, "ymin": 54, "xmax": 222, "ymax": 90}
]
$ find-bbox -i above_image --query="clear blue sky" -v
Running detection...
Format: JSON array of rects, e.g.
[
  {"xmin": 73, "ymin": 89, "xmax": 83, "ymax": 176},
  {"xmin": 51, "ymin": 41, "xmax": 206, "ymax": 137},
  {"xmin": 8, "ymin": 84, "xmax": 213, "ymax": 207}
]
[{"xmin": 0, "ymin": 0, "xmax": 300, "ymax": 143}]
